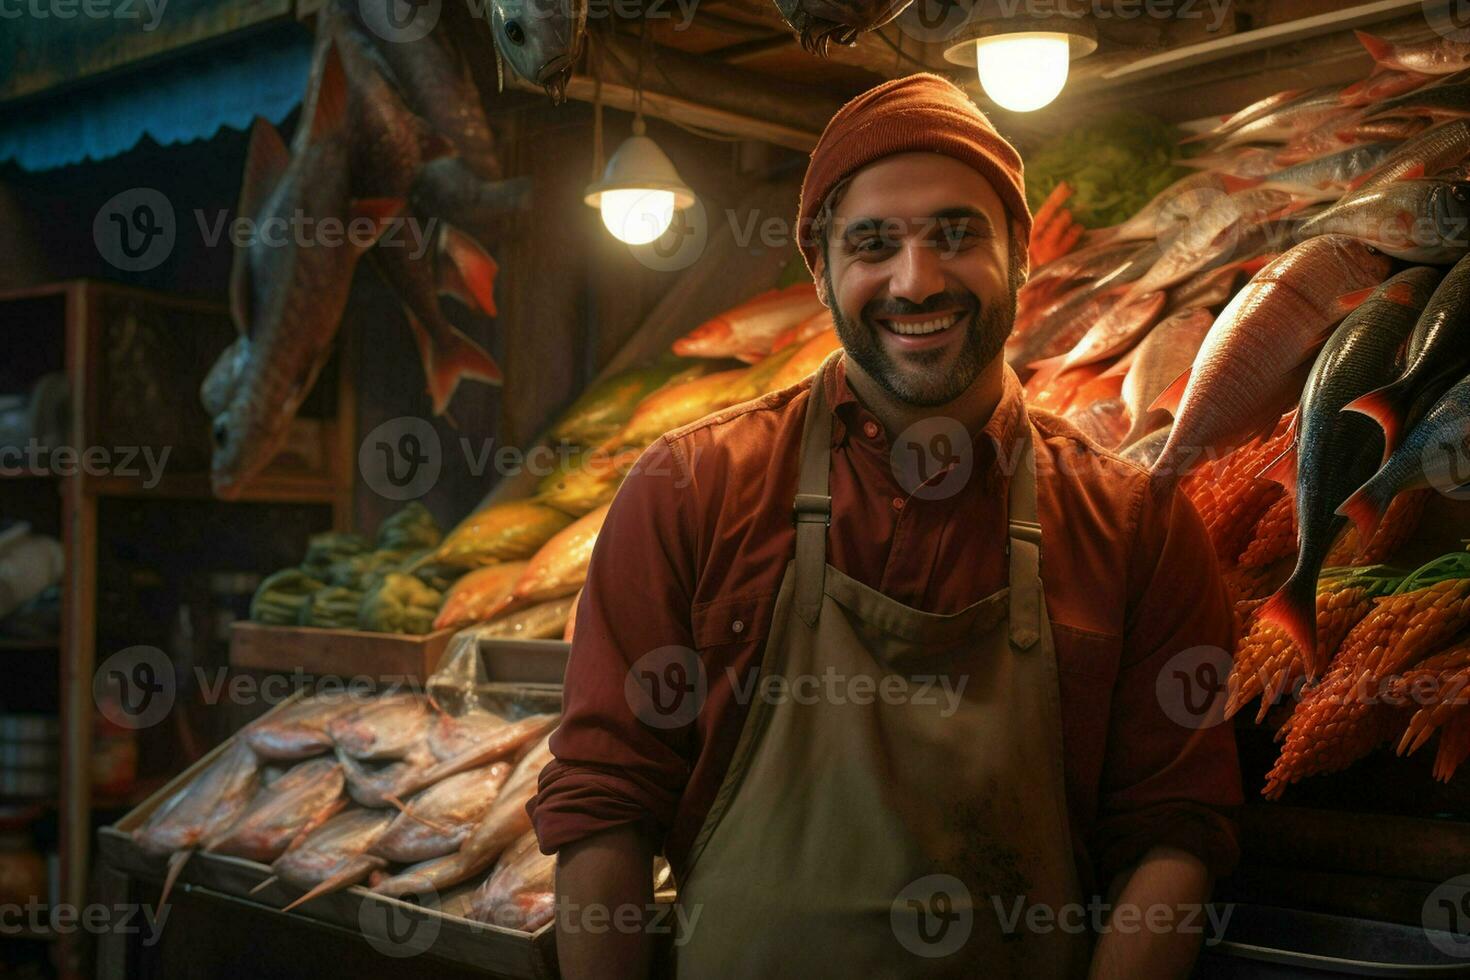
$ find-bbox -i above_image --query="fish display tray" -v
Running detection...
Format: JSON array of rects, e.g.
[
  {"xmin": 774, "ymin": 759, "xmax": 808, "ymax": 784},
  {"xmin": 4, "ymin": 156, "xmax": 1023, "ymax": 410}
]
[
  {"xmin": 476, "ymin": 638, "xmax": 571, "ymax": 686},
  {"xmin": 230, "ymin": 622, "xmax": 459, "ymax": 683},
  {"xmin": 99, "ymin": 685, "xmax": 565, "ymax": 980}
]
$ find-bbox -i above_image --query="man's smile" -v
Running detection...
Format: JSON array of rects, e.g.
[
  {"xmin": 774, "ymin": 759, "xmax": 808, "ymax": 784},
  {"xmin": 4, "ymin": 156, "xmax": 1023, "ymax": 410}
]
[{"xmin": 873, "ymin": 308, "xmax": 970, "ymax": 352}]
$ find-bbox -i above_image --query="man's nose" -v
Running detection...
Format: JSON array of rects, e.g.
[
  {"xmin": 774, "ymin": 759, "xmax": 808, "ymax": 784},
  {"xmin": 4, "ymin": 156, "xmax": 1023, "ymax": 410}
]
[{"xmin": 887, "ymin": 239, "xmax": 946, "ymax": 306}]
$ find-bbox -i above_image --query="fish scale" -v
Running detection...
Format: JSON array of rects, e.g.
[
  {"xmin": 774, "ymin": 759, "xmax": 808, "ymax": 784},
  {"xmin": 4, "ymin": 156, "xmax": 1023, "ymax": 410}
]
[
  {"xmin": 1350, "ymin": 120, "xmax": 1470, "ymax": 195},
  {"xmin": 204, "ymin": 757, "xmax": 347, "ymax": 862},
  {"xmin": 1254, "ymin": 267, "xmax": 1440, "ymax": 662}
]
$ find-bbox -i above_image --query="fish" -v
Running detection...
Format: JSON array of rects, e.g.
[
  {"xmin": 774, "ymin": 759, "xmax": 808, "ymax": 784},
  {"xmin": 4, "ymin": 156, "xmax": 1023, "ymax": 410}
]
[
  {"xmin": 1182, "ymin": 87, "xmax": 1320, "ymax": 144},
  {"xmin": 1123, "ymin": 189, "xmax": 1301, "ymax": 299},
  {"xmin": 504, "ymin": 503, "xmax": 609, "ymax": 607},
  {"xmin": 773, "ymin": 0, "xmax": 909, "ymax": 54},
  {"xmin": 239, "ymin": 693, "xmax": 360, "ymax": 761},
  {"xmin": 602, "ymin": 367, "xmax": 749, "ymax": 451},
  {"xmin": 1027, "ymin": 237, "xmax": 1149, "ymax": 288},
  {"xmin": 468, "ymin": 830, "xmax": 556, "ymax": 932},
  {"xmin": 336, "ymin": 740, "xmax": 438, "ymax": 808},
  {"xmin": 1364, "ymin": 80, "xmax": 1470, "ymax": 123},
  {"xmin": 672, "ymin": 284, "xmax": 825, "ymax": 362},
  {"xmin": 1026, "ymin": 291, "xmax": 1166, "ymax": 391},
  {"xmin": 1273, "ymin": 115, "xmax": 1429, "ymax": 167},
  {"xmin": 1339, "ymin": 69, "xmax": 1435, "ymax": 107},
  {"xmin": 1356, "ymin": 31, "xmax": 1470, "ymax": 76},
  {"xmin": 1148, "ymin": 235, "xmax": 1394, "ymax": 489},
  {"xmin": 1165, "ymin": 253, "xmax": 1275, "ymax": 314},
  {"xmin": 480, "ymin": 595, "xmax": 577, "ymax": 639},
  {"xmin": 206, "ymin": 42, "xmax": 404, "ymax": 497},
  {"xmin": 1296, "ymin": 179, "xmax": 1470, "ymax": 262},
  {"xmin": 327, "ymin": 693, "xmax": 432, "ymax": 760},
  {"xmin": 765, "ymin": 327, "xmax": 842, "ymax": 391},
  {"xmin": 203, "ymin": 757, "xmax": 347, "ymax": 861},
  {"xmin": 372, "ymin": 733, "xmax": 553, "ymax": 898},
  {"xmin": 329, "ymin": 11, "xmax": 506, "ymax": 416},
  {"xmin": 427, "ymin": 709, "xmax": 511, "ymax": 762},
  {"xmin": 1253, "ymin": 267, "xmax": 1440, "ymax": 668},
  {"xmin": 488, "ymin": 0, "xmax": 588, "ymax": 103},
  {"xmin": 372, "ymin": 763, "xmax": 513, "ymax": 863},
  {"xmin": 1117, "ymin": 307, "xmax": 1215, "ymax": 450},
  {"xmin": 1339, "ymin": 374, "xmax": 1470, "ymax": 540},
  {"xmin": 1344, "ymin": 251, "xmax": 1470, "ymax": 455},
  {"xmin": 1213, "ymin": 88, "xmax": 1352, "ymax": 148},
  {"xmin": 1254, "ymin": 142, "xmax": 1399, "ymax": 200},
  {"xmin": 1121, "ymin": 425, "xmax": 1172, "ymax": 466},
  {"xmin": 1087, "ymin": 172, "xmax": 1238, "ymax": 245},
  {"xmin": 1177, "ymin": 146, "xmax": 1282, "ymax": 178},
  {"xmin": 271, "ymin": 807, "xmax": 395, "ymax": 912},
  {"xmin": 131, "ymin": 740, "xmax": 261, "ymax": 904},
  {"xmin": 433, "ymin": 562, "xmax": 529, "ymax": 630},
  {"xmin": 1346, "ymin": 120, "xmax": 1470, "ymax": 194}
]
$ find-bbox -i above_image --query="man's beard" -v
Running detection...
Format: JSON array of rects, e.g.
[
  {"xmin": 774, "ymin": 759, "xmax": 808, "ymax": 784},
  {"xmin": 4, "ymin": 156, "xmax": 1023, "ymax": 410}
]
[{"xmin": 827, "ymin": 273, "xmax": 1017, "ymax": 407}]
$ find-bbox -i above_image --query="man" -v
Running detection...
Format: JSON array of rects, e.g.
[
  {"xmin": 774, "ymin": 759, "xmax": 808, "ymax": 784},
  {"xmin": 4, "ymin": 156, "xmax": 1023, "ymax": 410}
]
[{"xmin": 529, "ymin": 74, "xmax": 1241, "ymax": 979}]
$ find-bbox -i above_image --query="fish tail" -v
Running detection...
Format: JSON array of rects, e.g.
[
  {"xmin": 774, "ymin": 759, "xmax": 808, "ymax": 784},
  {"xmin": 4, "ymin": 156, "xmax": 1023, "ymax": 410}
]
[
  {"xmin": 1343, "ymin": 380, "xmax": 1411, "ymax": 459},
  {"xmin": 1256, "ymin": 576, "xmax": 1320, "ymax": 674},
  {"xmin": 404, "ymin": 310, "xmax": 503, "ymax": 416},
  {"xmin": 437, "ymin": 226, "xmax": 499, "ymax": 318},
  {"xmin": 1355, "ymin": 30, "xmax": 1395, "ymax": 66},
  {"xmin": 159, "ymin": 849, "xmax": 193, "ymax": 910},
  {"xmin": 1337, "ymin": 481, "xmax": 1392, "ymax": 546},
  {"xmin": 282, "ymin": 857, "xmax": 387, "ymax": 912}
]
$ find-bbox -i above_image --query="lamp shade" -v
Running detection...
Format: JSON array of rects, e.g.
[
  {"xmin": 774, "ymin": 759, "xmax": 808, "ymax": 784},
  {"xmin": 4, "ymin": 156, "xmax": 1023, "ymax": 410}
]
[{"xmin": 585, "ymin": 129, "xmax": 696, "ymax": 245}]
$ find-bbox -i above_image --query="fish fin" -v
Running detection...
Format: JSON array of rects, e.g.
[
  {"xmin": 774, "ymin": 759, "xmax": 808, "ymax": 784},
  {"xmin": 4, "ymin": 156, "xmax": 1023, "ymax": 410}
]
[
  {"xmin": 1333, "ymin": 285, "xmax": 1378, "ymax": 315},
  {"xmin": 282, "ymin": 857, "xmax": 388, "ymax": 913},
  {"xmin": 1256, "ymin": 580, "xmax": 1319, "ymax": 673},
  {"xmin": 403, "ymin": 308, "xmax": 503, "ymax": 416},
  {"xmin": 1343, "ymin": 380, "xmax": 1410, "ymax": 458},
  {"xmin": 229, "ymin": 118, "xmax": 291, "ymax": 333},
  {"xmin": 1256, "ymin": 444, "xmax": 1299, "ymax": 492},
  {"xmin": 1337, "ymin": 483, "xmax": 1391, "ymax": 544},
  {"xmin": 393, "ymin": 801, "xmax": 456, "ymax": 834},
  {"xmin": 1148, "ymin": 367, "xmax": 1192, "ymax": 418},
  {"xmin": 248, "ymin": 875, "xmax": 280, "ymax": 896},
  {"xmin": 438, "ymin": 226, "xmax": 500, "ymax": 317},
  {"xmin": 310, "ymin": 42, "xmax": 348, "ymax": 142},
  {"xmin": 158, "ymin": 849, "xmax": 193, "ymax": 909},
  {"xmin": 1219, "ymin": 174, "xmax": 1263, "ymax": 194},
  {"xmin": 1355, "ymin": 30, "xmax": 1395, "ymax": 66}
]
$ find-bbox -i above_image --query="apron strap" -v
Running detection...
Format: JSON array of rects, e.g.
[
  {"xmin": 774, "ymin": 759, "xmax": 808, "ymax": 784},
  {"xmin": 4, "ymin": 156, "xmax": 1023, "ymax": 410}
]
[
  {"xmin": 793, "ymin": 351, "xmax": 841, "ymax": 627},
  {"xmin": 1007, "ymin": 426, "xmax": 1044, "ymax": 651}
]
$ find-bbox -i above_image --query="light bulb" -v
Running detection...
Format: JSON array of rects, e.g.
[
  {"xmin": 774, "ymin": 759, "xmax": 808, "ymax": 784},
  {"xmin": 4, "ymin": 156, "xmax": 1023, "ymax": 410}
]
[
  {"xmin": 599, "ymin": 189, "xmax": 676, "ymax": 245},
  {"xmin": 974, "ymin": 32, "xmax": 1071, "ymax": 112}
]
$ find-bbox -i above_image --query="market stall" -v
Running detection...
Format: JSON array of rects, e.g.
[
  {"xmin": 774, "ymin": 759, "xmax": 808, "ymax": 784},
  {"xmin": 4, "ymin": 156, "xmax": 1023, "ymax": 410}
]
[{"xmin": 5, "ymin": 0, "xmax": 1470, "ymax": 977}]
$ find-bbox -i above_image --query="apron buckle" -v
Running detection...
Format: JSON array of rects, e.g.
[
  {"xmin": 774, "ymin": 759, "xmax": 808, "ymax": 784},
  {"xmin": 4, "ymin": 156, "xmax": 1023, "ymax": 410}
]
[{"xmin": 793, "ymin": 493, "xmax": 832, "ymax": 527}]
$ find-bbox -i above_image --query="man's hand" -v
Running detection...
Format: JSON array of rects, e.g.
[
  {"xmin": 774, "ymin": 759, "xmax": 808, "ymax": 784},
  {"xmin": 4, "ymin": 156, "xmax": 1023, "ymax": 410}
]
[
  {"xmin": 555, "ymin": 823, "xmax": 657, "ymax": 980},
  {"xmin": 1087, "ymin": 845, "xmax": 1215, "ymax": 980}
]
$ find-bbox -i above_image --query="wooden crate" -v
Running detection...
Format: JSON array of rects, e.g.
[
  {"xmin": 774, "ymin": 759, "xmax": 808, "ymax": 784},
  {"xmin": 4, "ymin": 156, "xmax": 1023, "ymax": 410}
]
[{"xmin": 230, "ymin": 622, "xmax": 458, "ymax": 683}]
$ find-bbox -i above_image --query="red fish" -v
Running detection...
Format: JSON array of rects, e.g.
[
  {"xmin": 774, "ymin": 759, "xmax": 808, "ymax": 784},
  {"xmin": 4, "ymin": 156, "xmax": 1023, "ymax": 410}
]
[
  {"xmin": 672, "ymin": 283, "xmax": 825, "ymax": 362},
  {"xmin": 1356, "ymin": 30, "xmax": 1470, "ymax": 76},
  {"xmin": 1117, "ymin": 307, "xmax": 1215, "ymax": 450}
]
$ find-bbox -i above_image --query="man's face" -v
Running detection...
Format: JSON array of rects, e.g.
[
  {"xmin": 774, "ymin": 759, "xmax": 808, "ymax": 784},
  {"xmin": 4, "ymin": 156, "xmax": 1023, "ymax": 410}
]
[{"xmin": 817, "ymin": 152, "xmax": 1021, "ymax": 407}]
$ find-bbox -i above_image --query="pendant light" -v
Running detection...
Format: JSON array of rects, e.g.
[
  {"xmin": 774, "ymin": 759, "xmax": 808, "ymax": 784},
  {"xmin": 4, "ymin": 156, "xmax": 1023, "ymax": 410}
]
[
  {"xmin": 943, "ymin": 14, "xmax": 1096, "ymax": 113},
  {"xmin": 584, "ymin": 28, "xmax": 695, "ymax": 245}
]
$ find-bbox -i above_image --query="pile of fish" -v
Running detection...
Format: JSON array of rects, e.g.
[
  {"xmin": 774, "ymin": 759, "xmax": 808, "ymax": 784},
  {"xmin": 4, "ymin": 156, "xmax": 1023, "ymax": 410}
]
[
  {"xmin": 130, "ymin": 689, "xmax": 564, "ymax": 930},
  {"xmin": 1016, "ymin": 30, "xmax": 1470, "ymax": 792}
]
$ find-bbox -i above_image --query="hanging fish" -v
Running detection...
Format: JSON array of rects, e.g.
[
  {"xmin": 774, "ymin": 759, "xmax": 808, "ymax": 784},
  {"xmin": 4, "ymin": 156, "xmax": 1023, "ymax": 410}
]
[
  {"xmin": 773, "ymin": 0, "xmax": 911, "ymax": 54},
  {"xmin": 488, "ymin": 0, "xmax": 588, "ymax": 103}
]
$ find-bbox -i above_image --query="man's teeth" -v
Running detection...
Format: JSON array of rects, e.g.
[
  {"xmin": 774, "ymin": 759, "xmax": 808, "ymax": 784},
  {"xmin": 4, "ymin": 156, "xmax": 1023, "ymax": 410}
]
[{"xmin": 886, "ymin": 314, "xmax": 959, "ymax": 336}]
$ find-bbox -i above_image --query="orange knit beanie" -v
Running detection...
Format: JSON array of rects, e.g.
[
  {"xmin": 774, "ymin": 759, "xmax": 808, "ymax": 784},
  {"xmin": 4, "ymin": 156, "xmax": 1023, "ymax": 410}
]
[{"xmin": 798, "ymin": 73, "xmax": 1031, "ymax": 278}]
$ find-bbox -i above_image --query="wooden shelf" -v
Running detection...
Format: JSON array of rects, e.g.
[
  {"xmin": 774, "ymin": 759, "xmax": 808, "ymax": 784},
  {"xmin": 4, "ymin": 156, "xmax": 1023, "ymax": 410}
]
[{"xmin": 86, "ymin": 471, "xmax": 339, "ymax": 504}]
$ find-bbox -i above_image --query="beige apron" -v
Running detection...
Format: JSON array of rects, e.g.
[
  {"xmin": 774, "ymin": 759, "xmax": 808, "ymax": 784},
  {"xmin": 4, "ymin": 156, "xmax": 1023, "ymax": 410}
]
[{"xmin": 671, "ymin": 353, "xmax": 1090, "ymax": 978}]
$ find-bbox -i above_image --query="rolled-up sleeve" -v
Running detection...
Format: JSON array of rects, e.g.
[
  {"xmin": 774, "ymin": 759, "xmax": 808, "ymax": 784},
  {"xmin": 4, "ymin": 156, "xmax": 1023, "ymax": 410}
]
[
  {"xmin": 529, "ymin": 437, "xmax": 698, "ymax": 855},
  {"xmin": 1089, "ymin": 476, "xmax": 1243, "ymax": 885}
]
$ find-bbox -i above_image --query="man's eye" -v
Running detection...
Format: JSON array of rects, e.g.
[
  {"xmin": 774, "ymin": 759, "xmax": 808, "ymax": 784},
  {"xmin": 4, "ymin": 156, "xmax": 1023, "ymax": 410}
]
[
  {"xmin": 941, "ymin": 225, "xmax": 979, "ymax": 245},
  {"xmin": 854, "ymin": 238, "xmax": 888, "ymax": 254}
]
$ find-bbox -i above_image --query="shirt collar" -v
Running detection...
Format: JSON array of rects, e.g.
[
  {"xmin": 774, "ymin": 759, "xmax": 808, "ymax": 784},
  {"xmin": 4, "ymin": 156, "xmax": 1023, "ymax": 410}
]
[{"xmin": 827, "ymin": 355, "xmax": 1029, "ymax": 473}]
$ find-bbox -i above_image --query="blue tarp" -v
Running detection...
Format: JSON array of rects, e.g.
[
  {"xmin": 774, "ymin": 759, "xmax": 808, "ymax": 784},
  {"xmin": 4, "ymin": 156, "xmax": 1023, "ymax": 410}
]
[{"xmin": 0, "ymin": 26, "xmax": 312, "ymax": 172}]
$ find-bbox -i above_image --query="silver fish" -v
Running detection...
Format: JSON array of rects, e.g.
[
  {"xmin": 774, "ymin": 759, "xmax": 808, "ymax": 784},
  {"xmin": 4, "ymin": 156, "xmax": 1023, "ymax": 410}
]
[{"xmin": 489, "ymin": 0, "xmax": 588, "ymax": 103}]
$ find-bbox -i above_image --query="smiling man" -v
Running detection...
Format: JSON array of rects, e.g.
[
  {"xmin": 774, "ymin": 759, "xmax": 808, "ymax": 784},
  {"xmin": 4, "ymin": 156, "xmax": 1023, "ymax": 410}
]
[{"xmin": 530, "ymin": 74, "xmax": 1242, "ymax": 979}]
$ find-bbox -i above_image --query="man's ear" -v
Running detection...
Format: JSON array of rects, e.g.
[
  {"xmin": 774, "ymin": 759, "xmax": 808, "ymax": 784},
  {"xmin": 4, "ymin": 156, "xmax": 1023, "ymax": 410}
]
[
  {"xmin": 812, "ymin": 256, "xmax": 832, "ymax": 308},
  {"xmin": 1011, "ymin": 217, "xmax": 1031, "ymax": 285}
]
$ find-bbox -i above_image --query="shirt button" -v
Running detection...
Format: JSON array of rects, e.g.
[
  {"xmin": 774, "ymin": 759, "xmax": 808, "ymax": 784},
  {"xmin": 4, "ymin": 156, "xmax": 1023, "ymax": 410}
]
[
  {"xmin": 732, "ymin": 619, "xmax": 745, "ymax": 634},
  {"xmin": 892, "ymin": 497, "xmax": 905, "ymax": 510},
  {"xmin": 863, "ymin": 421, "xmax": 879, "ymax": 439}
]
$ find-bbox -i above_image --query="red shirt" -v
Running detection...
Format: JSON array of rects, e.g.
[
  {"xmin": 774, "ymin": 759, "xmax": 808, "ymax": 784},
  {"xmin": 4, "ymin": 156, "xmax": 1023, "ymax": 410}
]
[{"xmin": 529, "ymin": 360, "xmax": 1242, "ymax": 891}]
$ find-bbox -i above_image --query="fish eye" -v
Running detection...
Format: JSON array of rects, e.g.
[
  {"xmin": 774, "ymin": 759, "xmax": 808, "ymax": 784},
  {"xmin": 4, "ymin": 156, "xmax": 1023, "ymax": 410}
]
[{"xmin": 504, "ymin": 19, "xmax": 525, "ymax": 44}]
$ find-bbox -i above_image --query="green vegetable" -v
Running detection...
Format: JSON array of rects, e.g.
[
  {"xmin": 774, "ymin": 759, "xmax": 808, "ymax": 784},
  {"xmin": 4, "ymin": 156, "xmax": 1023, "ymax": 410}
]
[
  {"xmin": 251, "ymin": 569, "xmax": 326, "ymax": 625},
  {"xmin": 298, "ymin": 586, "xmax": 365, "ymax": 629},
  {"xmin": 301, "ymin": 532, "xmax": 371, "ymax": 578},
  {"xmin": 357, "ymin": 572, "xmax": 443, "ymax": 634},
  {"xmin": 327, "ymin": 550, "xmax": 408, "ymax": 591},
  {"xmin": 1024, "ymin": 111, "xmax": 1188, "ymax": 230},
  {"xmin": 377, "ymin": 503, "xmax": 442, "ymax": 553}
]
